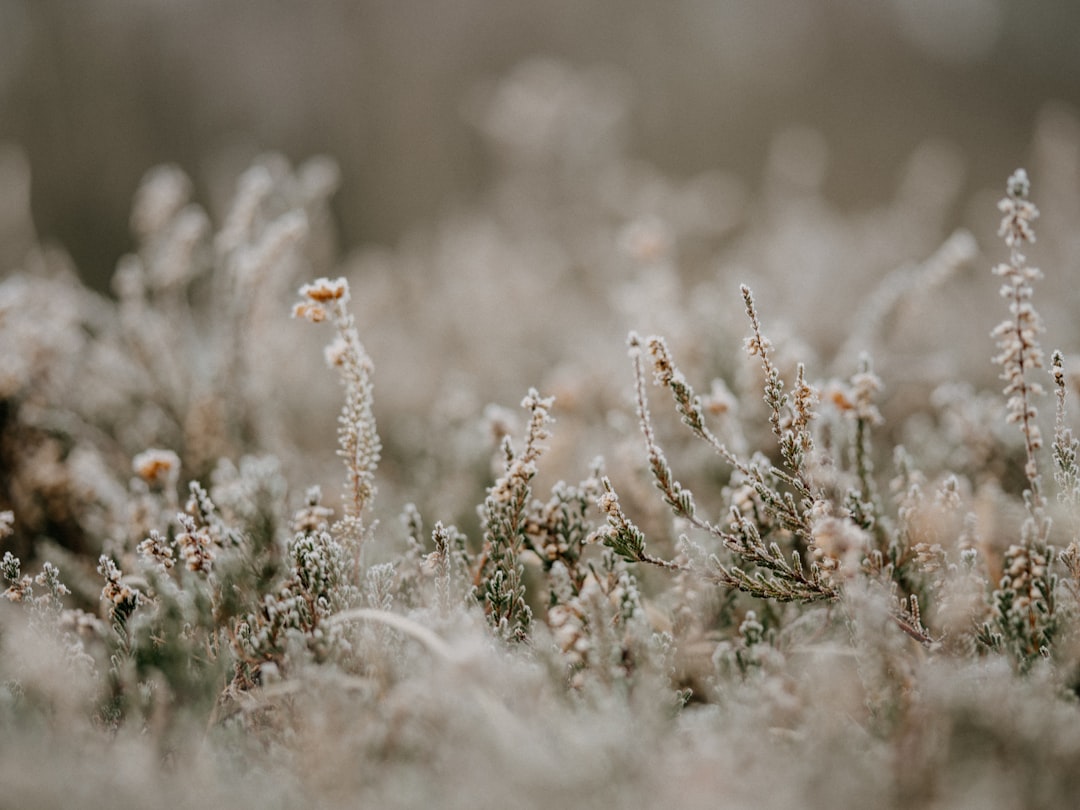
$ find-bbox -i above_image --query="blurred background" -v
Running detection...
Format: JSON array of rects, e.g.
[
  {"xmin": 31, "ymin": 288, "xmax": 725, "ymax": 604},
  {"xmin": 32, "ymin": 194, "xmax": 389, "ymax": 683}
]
[{"xmin": 2, "ymin": 0, "xmax": 1079, "ymax": 290}]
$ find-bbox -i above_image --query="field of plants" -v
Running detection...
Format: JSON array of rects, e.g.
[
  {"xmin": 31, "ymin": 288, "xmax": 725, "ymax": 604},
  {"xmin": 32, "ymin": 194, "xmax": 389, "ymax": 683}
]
[{"xmin": 3, "ymin": 7, "xmax": 1080, "ymax": 808}]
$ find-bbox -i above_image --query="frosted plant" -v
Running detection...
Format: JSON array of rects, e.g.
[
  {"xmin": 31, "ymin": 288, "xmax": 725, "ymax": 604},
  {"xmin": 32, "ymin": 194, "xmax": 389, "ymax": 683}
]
[
  {"xmin": 475, "ymin": 388, "xmax": 555, "ymax": 642},
  {"xmin": 975, "ymin": 171, "xmax": 1065, "ymax": 667},
  {"xmin": 3, "ymin": 552, "xmax": 70, "ymax": 622},
  {"xmin": 130, "ymin": 448, "xmax": 182, "ymax": 493},
  {"xmin": 232, "ymin": 518, "xmax": 360, "ymax": 684},
  {"xmin": 175, "ymin": 513, "xmax": 216, "ymax": 574},
  {"xmin": 1, "ymin": 548, "xmax": 101, "ymax": 706},
  {"xmin": 524, "ymin": 467, "xmax": 605, "ymax": 594},
  {"xmin": 294, "ymin": 276, "xmax": 381, "ymax": 563},
  {"xmin": 992, "ymin": 169, "xmax": 1047, "ymax": 522},
  {"xmin": 600, "ymin": 325, "xmax": 841, "ymax": 604},
  {"xmin": 598, "ymin": 286, "xmax": 957, "ymax": 654},
  {"xmin": 423, "ymin": 519, "xmax": 473, "ymax": 617}
]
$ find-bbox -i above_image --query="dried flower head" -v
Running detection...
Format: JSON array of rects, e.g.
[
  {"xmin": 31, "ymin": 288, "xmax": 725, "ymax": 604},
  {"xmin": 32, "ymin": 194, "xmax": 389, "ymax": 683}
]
[
  {"xmin": 299, "ymin": 276, "xmax": 349, "ymax": 303},
  {"xmin": 132, "ymin": 448, "xmax": 181, "ymax": 489},
  {"xmin": 292, "ymin": 301, "xmax": 327, "ymax": 323}
]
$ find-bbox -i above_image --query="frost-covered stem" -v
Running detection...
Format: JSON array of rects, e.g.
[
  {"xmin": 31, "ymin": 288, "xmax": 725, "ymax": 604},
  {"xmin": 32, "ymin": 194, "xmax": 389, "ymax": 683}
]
[
  {"xmin": 628, "ymin": 332, "xmax": 814, "ymax": 545},
  {"xmin": 477, "ymin": 389, "xmax": 554, "ymax": 642},
  {"xmin": 741, "ymin": 285, "xmax": 785, "ymax": 442},
  {"xmin": 847, "ymin": 355, "xmax": 885, "ymax": 522},
  {"xmin": 637, "ymin": 333, "xmax": 746, "ymax": 472},
  {"xmin": 330, "ymin": 299, "xmax": 379, "ymax": 527},
  {"xmin": 627, "ymin": 335, "xmax": 719, "ymax": 537},
  {"xmin": 741, "ymin": 285, "xmax": 814, "ymax": 502},
  {"xmin": 294, "ymin": 277, "xmax": 381, "ymax": 565},
  {"xmin": 985, "ymin": 171, "xmax": 1059, "ymax": 664},
  {"xmin": 595, "ymin": 477, "xmax": 687, "ymax": 571},
  {"xmin": 991, "ymin": 170, "xmax": 1048, "ymax": 535},
  {"xmin": 852, "ymin": 366, "xmax": 875, "ymax": 486}
]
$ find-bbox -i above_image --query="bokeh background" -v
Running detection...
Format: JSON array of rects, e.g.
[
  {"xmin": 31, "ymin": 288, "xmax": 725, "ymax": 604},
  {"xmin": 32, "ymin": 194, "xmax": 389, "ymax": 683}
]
[{"xmin": 2, "ymin": 0, "xmax": 1079, "ymax": 289}]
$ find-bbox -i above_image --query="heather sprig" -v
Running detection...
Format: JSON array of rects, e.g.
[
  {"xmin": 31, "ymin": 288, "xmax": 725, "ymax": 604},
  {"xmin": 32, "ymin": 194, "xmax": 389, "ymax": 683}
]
[
  {"xmin": 232, "ymin": 518, "xmax": 361, "ymax": 683},
  {"xmin": 982, "ymin": 170, "xmax": 1064, "ymax": 667},
  {"xmin": 741, "ymin": 283, "xmax": 816, "ymax": 503},
  {"xmin": 992, "ymin": 169, "xmax": 1047, "ymax": 526},
  {"xmin": 612, "ymin": 288, "xmax": 952, "ymax": 647},
  {"xmin": 426, "ymin": 519, "xmax": 472, "ymax": 615},
  {"xmin": 2, "ymin": 551, "xmax": 72, "ymax": 623},
  {"xmin": 617, "ymin": 315, "xmax": 831, "ymax": 590},
  {"xmin": 595, "ymin": 476, "xmax": 682, "ymax": 571},
  {"xmin": 294, "ymin": 276, "xmax": 381, "ymax": 563},
  {"xmin": 475, "ymin": 388, "xmax": 555, "ymax": 643}
]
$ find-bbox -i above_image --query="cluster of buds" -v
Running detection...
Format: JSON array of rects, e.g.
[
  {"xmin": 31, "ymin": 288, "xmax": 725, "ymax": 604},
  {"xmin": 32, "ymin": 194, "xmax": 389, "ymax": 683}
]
[
  {"xmin": 292, "ymin": 486, "xmax": 334, "ymax": 534},
  {"xmin": 1001, "ymin": 542, "xmax": 1049, "ymax": 614},
  {"xmin": 485, "ymin": 389, "xmax": 554, "ymax": 508},
  {"xmin": 1061, "ymin": 541, "xmax": 1080, "ymax": 585},
  {"xmin": 2, "ymin": 552, "xmax": 72, "ymax": 619},
  {"xmin": 998, "ymin": 169, "xmax": 1038, "ymax": 249},
  {"xmin": 912, "ymin": 542, "xmax": 948, "ymax": 576},
  {"xmin": 98, "ymin": 555, "xmax": 141, "ymax": 614},
  {"xmin": 524, "ymin": 511, "xmax": 572, "ymax": 564},
  {"xmin": 137, "ymin": 529, "xmax": 175, "ymax": 569},
  {"xmin": 176, "ymin": 513, "xmax": 216, "ymax": 574},
  {"xmin": 991, "ymin": 169, "xmax": 1046, "ymax": 506}
]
